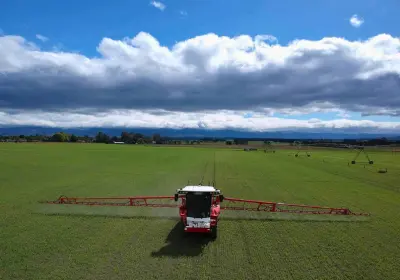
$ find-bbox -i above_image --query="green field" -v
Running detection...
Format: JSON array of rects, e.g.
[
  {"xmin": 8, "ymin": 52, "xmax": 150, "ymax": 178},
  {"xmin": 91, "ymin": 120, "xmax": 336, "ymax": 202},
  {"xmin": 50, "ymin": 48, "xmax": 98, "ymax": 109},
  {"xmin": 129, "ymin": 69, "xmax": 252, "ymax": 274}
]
[{"xmin": 1, "ymin": 143, "xmax": 400, "ymax": 280}]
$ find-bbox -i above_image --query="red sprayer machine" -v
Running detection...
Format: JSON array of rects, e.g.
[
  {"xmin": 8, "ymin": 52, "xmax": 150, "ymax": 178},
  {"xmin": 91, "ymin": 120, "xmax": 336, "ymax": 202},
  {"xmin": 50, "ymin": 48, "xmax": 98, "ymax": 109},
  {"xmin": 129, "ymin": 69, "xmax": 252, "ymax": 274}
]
[{"xmin": 41, "ymin": 184, "xmax": 370, "ymax": 239}]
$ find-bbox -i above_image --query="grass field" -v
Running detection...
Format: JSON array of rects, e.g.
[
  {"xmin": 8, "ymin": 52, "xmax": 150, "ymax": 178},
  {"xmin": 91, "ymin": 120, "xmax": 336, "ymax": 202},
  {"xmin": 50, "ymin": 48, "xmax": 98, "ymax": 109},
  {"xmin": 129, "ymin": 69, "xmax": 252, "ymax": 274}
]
[{"xmin": 1, "ymin": 143, "xmax": 400, "ymax": 280}]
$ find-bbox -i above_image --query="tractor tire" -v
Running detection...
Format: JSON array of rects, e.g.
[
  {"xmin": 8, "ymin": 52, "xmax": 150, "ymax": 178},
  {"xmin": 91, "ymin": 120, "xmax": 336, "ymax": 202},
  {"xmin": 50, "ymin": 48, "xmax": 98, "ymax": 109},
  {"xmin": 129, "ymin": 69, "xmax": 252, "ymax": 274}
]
[
  {"xmin": 210, "ymin": 226, "xmax": 218, "ymax": 239},
  {"xmin": 179, "ymin": 220, "xmax": 187, "ymax": 235}
]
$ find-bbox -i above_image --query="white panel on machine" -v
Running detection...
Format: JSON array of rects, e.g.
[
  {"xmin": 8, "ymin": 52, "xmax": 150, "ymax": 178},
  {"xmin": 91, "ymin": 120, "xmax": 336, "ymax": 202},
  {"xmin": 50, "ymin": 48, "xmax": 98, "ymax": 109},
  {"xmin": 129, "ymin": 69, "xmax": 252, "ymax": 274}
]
[{"xmin": 186, "ymin": 217, "xmax": 211, "ymax": 228}]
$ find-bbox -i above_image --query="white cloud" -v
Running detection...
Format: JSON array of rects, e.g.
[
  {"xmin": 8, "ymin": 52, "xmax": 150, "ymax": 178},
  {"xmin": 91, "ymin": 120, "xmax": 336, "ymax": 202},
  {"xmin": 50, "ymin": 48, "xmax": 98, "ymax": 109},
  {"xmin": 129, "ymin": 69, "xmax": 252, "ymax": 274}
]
[
  {"xmin": 350, "ymin": 14, "xmax": 364, "ymax": 28},
  {"xmin": 255, "ymin": 34, "xmax": 278, "ymax": 44},
  {"xmin": 51, "ymin": 42, "xmax": 64, "ymax": 52},
  {"xmin": 336, "ymin": 111, "xmax": 351, "ymax": 119},
  {"xmin": 180, "ymin": 10, "xmax": 188, "ymax": 16},
  {"xmin": 150, "ymin": 1, "xmax": 166, "ymax": 11},
  {"xmin": 0, "ymin": 32, "xmax": 400, "ymax": 131},
  {"xmin": 0, "ymin": 109, "xmax": 399, "ymax": 132},
  {"xmin": 36, "ymin": 34, "xmax": 49, "ymax": 42}
]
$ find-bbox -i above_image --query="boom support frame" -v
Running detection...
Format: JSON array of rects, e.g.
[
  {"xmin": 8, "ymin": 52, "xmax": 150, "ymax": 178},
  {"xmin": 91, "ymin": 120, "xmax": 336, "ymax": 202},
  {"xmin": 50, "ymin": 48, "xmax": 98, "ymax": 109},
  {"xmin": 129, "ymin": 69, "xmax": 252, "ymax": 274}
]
[{"xmin": 40, "ymin": 195, "xmax": 369, "ymax": 216}]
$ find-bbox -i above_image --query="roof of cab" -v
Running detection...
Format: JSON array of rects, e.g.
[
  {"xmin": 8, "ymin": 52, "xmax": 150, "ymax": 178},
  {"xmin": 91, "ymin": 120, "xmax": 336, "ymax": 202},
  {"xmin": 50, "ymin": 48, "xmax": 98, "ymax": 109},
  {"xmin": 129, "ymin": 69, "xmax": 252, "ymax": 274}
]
[{"xmin": 180, "ymin": 186, "xmax": 217, "ymax": 192}]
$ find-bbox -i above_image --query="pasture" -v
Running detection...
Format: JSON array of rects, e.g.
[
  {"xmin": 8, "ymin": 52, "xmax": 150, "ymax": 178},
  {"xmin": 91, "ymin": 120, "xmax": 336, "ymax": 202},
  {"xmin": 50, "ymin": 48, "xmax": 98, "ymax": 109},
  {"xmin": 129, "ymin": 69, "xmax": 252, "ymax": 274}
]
[{"xmin": 1, "ymin": 143, "xmax": 400, "ymax": 280}]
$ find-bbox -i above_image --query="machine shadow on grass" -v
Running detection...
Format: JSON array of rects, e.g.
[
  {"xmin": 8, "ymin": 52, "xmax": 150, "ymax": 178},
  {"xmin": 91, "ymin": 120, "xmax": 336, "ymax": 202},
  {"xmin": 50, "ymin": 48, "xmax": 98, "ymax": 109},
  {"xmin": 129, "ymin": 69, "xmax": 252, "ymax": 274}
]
[{"xmin": 151, "ymin": 222, "xmax": 214, "ymax": 258}]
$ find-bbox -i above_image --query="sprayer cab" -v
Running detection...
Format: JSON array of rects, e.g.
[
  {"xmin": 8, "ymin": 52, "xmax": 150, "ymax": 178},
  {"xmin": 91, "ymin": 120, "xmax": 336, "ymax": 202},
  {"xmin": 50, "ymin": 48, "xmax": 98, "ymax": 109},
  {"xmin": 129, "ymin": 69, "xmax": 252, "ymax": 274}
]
[{"xmin": 175, "ymin": 186, "xmax": 224, "ymax": 238}]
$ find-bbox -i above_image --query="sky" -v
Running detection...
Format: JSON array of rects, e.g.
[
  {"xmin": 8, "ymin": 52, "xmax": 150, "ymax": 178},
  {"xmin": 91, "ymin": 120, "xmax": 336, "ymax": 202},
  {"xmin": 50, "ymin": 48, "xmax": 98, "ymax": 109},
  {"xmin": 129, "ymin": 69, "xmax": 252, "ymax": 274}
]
[{"xmin": 0, "ymin": 0, "xmax": 400, "ymax": 133}]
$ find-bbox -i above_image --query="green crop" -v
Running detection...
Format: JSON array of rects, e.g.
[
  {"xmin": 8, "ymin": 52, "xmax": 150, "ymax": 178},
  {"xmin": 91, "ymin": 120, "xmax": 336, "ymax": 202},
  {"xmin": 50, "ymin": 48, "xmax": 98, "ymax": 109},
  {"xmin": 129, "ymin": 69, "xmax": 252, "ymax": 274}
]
[{"xmin": 1, "ymin": 143, "xmax": 399, "ymax": 279}]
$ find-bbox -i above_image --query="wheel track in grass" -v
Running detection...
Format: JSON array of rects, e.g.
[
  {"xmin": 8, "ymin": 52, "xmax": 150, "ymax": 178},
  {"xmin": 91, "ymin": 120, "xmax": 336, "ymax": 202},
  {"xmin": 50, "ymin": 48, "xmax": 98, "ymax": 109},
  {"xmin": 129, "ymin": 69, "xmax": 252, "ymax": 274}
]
[
  {"xmin": 213, "ymin": 151, "xmax": 217, "ymax": 187},
  {"xmin": 218, "ymin": 158, "xmax": 240, "ymax": 196},
  {"xmin": 199, "ymin": 161, "xmax": 209, "ymax": 185},
  {"xmin": 198, "ymin": 151, "xmax": 217, "ymax": 186}
]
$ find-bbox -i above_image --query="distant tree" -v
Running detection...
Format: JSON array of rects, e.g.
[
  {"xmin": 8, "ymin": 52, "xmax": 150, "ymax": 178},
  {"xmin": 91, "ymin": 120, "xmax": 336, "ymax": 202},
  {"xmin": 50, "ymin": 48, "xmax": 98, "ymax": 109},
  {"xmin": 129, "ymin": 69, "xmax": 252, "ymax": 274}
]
[
  {"xmin": 152, "ymin": 133, "xmax": 162, "ymax": 144},
  {"xmin": 133, "ymin": 133, "xmax": 144, "ymax": 141},
  {"xmin": 70, "ymin": 134, "xmax": 78, "ymax": 142},
  {"xmin": 95, "ymin": 132, "xmax": 110, "ymax": 143},
  {"xmin": 51, "ymin": 132, "xmax": 69, "ymax": 142},
  {"xmin": 235, "ymin": 139, "xmax": 248, "ymax": 145},
  {"xmin": 143, "ymin": 136, "xmax": 152, "ymax": 144},
  {"xmin": 81, "ymin": 135, "xmax": 92, "ymax": 142},
  {"xmin": 121, "ymin": 132, "xmax": 130, "ymax": 142},
  {"xmin": 121, "ymin": 132, "xmax": 136, "ymax": 144}
]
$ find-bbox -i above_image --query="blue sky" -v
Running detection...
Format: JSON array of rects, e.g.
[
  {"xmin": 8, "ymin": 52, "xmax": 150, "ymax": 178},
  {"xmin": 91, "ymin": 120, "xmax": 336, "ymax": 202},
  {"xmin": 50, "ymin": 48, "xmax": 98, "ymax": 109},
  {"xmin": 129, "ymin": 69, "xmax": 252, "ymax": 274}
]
[
  {"xmin": 0, "ymin": 0, "xmax": 400, "ymax": 132},
  {"xmin": 2, "ymin": 0, "xmax": 399, "ymax": 54}
]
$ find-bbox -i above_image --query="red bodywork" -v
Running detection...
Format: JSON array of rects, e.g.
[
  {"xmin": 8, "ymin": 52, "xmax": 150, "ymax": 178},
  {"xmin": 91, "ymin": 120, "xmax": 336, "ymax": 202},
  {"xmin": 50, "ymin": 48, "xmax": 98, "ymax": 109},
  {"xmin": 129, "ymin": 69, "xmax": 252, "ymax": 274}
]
[{"xmin": 178, "ymin": 194, "xmax": 222, "ymax": 233}]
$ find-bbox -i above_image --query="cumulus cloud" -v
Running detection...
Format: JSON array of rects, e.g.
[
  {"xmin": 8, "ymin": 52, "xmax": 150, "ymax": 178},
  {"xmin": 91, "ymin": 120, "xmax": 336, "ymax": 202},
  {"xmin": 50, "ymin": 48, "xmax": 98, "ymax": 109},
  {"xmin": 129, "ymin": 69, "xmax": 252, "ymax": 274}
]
[
  {"xmin": 35, "ymin": 34, "xmax": 49, "ymax": 42},
  {"xmin": 350, "ymin": 14, "xmax": 364, "ymax": 28},
  {"xmin": 1, "ymin": 109, "xmax": 399, "ymax": 133},
  {"xmin": 336, "ymin": 111, "xmax": 351, "ymax": 119},
  {"xmin": 0, "ymin": 31, "xmax": 400, "ymax": 131},
  {"xmin": 150, "ymin": 1, "xmax": 166, "ymax": 11},
  {"xmin": 255, "ymin": 34, "xmax": 278, "ymax": 44}
]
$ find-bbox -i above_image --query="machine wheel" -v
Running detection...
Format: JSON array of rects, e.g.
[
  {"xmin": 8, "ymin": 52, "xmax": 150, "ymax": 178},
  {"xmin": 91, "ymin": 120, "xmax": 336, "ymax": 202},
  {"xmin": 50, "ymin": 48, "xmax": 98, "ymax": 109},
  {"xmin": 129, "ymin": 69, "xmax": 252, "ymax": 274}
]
[
  {"xmin": 179, "ymin": 220, "xmax": 187, "ymax": 235},
  {"xmin": 210, "ymin": 226, "xmax": 218, "ymax": 239}
]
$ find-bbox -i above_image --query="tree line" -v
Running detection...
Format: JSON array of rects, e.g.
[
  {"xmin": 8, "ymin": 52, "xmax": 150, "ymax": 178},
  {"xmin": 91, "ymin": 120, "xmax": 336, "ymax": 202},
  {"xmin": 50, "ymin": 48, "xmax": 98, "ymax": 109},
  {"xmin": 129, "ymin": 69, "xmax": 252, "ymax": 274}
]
[
  {"xmin": 0, "ymin": 131, "xmax": 184, "ymax": 144},
  {"xmin": 0, "ymin": 132, "xmax": 398, "ymax": 146},
  {"xmin": 0, "ymin": 132, "xmax": 91, "ymax": 143}
]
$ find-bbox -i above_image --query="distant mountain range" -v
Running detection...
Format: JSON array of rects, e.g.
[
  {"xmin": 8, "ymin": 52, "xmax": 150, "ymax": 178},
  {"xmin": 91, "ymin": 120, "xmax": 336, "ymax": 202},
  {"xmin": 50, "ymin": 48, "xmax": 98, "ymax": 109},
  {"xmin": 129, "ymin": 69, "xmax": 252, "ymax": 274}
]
[{"xmin": 0, "ymin": 126, "xmax": 399, "ymax": 140}]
